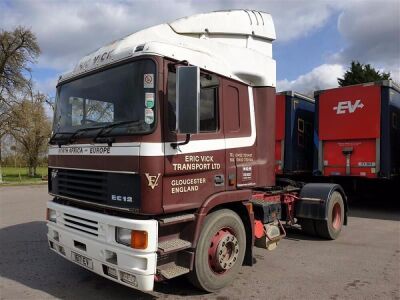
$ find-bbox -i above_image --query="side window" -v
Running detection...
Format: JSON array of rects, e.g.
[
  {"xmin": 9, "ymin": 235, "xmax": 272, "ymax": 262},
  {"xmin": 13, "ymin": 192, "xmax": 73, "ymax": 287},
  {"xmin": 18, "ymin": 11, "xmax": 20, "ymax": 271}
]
[
  {"xmin": 199, "ymin": 87, "xmax": 218, "ymax": 132},
  {"xmin": 167, "ymin": 71, "xmax": 219, "ymax": 132}
]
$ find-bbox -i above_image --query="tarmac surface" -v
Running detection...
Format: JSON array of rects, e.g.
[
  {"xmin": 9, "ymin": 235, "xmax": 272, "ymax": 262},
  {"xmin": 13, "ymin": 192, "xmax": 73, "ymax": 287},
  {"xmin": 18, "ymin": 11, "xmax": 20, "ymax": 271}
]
[{"xmin": 0, "ymin": 185, "xmax": 399, "ymax": 299}]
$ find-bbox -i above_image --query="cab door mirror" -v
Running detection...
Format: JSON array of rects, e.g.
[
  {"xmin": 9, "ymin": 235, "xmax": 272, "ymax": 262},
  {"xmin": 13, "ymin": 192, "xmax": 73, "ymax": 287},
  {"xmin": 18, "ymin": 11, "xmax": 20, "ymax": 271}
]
[{"xmin": 176, "ymin": 66, "xmax": 200, "ymax": 134}]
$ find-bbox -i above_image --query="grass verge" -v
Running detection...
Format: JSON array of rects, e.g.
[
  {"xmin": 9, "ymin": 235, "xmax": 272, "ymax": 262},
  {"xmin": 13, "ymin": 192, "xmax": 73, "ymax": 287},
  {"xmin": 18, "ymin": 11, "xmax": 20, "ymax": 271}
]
[{"xmin": 0, "ymin": 166, "xmax": 48, "ymax": 186}]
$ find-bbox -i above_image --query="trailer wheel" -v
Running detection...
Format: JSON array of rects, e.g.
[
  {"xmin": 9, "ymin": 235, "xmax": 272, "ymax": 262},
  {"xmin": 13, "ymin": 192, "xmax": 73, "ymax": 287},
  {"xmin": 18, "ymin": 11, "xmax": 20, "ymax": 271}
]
[
  {"xmin": 189, "ymin": 209, "xmax": 246, "ymax": 292},
  {"xmin": 315, "ymin": 191, "xmax": 344, "ymax": 240},
  {"xmin": 298, "ymin": 219, "xmax": 316, "ymax": 236}
]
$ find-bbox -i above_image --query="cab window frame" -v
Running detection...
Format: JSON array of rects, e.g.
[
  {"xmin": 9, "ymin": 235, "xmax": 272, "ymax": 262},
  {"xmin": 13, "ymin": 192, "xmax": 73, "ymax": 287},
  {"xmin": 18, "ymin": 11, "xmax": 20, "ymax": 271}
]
[{"xmin": 166, "ymin": 67, "xmax": 220, "ymax": 133}]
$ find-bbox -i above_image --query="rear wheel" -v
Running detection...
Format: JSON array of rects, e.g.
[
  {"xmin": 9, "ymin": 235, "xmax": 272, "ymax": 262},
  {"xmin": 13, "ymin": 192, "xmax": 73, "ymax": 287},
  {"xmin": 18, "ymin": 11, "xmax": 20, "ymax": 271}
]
[
  {"xmin": 315, "ymin": 191, "xmax": 344, "ymax": 240},
  {"xmin": 189, "ymin": 209, "xmax": 246, "ymax": 292}
]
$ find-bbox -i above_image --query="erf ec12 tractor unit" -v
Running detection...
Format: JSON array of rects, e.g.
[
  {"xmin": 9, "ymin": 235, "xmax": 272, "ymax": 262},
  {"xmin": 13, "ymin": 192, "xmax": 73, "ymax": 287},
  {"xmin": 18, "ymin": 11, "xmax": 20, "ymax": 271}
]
[{"xmin": 47, "ymin": 10, "xmax": 347, "ymax": 292}]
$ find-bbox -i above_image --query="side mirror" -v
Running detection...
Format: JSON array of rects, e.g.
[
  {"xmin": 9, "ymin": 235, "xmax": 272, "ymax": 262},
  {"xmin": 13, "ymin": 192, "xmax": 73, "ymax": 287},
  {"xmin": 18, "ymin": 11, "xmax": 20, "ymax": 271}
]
[{"xmin": 176, "ymin": 66, "xmax": 200, "ymax": 134}]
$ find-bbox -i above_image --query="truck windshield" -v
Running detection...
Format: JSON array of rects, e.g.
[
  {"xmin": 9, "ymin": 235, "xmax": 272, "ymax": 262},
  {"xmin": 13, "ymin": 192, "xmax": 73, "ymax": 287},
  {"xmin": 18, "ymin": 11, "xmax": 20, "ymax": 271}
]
[{"xmin": 52, "ymin": 59, "xmax": 157, "ymax": 139}]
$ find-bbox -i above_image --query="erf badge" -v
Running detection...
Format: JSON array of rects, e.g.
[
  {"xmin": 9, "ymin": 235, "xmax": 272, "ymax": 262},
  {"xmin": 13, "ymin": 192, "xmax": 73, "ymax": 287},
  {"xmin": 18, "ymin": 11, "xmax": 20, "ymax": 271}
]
[{"xmin": 145, "ymin": 173, "xmax": 161, "ymax": 190}]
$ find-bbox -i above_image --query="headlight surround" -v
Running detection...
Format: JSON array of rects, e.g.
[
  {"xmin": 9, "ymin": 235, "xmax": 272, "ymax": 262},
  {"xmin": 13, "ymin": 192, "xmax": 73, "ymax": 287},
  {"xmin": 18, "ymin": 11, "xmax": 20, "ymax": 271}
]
[
  {"xmin": 47, "ymin": 208, "xmax": 57, "ymax": 223},
  {"xmin": 115, "ymin": 227, "xmax": 148, "ymax": 249}
]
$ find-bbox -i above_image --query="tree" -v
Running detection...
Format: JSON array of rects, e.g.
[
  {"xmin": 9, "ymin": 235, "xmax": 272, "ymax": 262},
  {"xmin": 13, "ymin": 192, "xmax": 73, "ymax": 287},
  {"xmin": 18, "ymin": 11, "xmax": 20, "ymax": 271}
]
[
  {"xmin": 338, "ymin": 61, "xmax": 391, "ymax": 87},
  {"xmin": 0, "ymin": 27, "xmax": 40, "ymax": 182},
  {"xmin": 8, "ymin": 85, "xmax": 51, "ymax": 177},
  {"xmin": 0, "ymin": 26, "xmax": 40, "ymax": 123},
  {"xmin": 0, "ymin": 27, "xmax": 40, "ymax": 101}
]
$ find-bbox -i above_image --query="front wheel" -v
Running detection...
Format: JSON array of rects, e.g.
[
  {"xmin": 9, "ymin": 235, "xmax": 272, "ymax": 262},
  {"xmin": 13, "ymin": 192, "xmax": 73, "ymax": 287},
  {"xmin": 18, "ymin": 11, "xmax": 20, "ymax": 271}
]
[{"xmin": 188, "ymin": 209, "xmax": 246, "ymax": 292}]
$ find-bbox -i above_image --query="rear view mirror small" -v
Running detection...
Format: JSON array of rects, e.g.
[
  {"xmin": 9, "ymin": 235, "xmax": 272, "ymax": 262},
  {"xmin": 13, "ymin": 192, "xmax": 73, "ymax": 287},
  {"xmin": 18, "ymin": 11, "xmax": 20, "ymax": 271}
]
[{"xmin": 176, "ymin": 66, "xmax": 200, "ymax": 134}]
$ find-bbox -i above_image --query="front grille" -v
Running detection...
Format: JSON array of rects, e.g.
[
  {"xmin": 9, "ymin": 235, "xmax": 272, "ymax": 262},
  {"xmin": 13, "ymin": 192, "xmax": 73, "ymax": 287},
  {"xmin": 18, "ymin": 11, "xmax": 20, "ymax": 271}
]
[
  {"xmin": 49, "ymin": 168, "xmax": 141, "ymax": 212},
  {"xmin": 56, "ymin": 169, "xmax": 107, "ymax": 202},
  {"xmin": 63, "ymin": 212, "xmax": 99, "ymax": 236}
]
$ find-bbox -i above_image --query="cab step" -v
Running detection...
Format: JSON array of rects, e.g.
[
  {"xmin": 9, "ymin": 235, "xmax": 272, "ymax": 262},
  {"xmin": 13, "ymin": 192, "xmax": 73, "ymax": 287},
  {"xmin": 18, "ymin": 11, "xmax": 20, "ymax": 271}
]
[
  {"xmin": 158, "ymin": 214, "xmax": 195, "ymax": 226},
  {"xmin": 158, "ymin": 262, "xmax": 190, "ymax": 279},
  {"xmin": 158, "ymin": 238, "xmax": 192, "ymax": 254}
]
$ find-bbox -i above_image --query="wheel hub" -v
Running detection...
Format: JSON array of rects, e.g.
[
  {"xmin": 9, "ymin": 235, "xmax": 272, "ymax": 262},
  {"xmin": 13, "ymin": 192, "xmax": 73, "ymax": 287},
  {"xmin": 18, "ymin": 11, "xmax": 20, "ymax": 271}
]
[
  {"xmin": 332, "ymin": 202, "xmax": 342, "ymax": 230},
  {"xmin": 208, "ymin": 228, "xmax": 239, "ymax": 274}
]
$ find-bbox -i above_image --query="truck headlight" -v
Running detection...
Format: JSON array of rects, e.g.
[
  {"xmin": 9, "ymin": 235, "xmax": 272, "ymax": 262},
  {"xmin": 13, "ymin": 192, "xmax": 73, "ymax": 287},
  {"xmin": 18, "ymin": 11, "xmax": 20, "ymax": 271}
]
[
  {"xmin": 115, "ymin": 228, "xmax": 131, "ymax": 246},
  {"xmin": 115, "ymin": 227, "xmax": 148, "ymax": 249},
  {"xmin": 47, "ymin": 208, "xmax": 57, "ymax": 223}
]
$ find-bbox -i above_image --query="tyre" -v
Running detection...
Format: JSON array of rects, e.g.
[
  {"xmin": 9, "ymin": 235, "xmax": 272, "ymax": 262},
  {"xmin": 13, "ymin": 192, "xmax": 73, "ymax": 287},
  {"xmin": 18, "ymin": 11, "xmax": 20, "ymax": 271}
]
[
  {"xmin": 298, "ymin": 218, "xmax": 317, "ymax": 236},
  {"xmin": 315, "ymin": 191, "xmax": 345, "ymax": 240},
  {"xmin": 188, "ymin": 209, "xmax": 246, "ymax": 292}
]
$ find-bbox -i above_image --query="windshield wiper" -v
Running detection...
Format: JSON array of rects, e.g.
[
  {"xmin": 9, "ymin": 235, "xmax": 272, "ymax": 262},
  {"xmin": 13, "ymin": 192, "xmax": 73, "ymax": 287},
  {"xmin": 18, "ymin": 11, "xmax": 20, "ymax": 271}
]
[
  {"xmin": 93, "ymin": 119, "xmax": 143, "ymax": 146},
  {"xmin": 51, "ymin": 120, "xmax": 143, "ymax": 147},
  {"xmin": 66, "ymin": 126, "xmax": 106, "ymax": 145},
  {"xmin": 49, "ymin": 132, "xmax": 69, "ymax": 145},
  {"xmin": 49, "ymin": 127, "xmax": 101, "ymax": 146},
  {"xmin": 51, "ymin": 126, "xmax": 103, "ymax": 147}
]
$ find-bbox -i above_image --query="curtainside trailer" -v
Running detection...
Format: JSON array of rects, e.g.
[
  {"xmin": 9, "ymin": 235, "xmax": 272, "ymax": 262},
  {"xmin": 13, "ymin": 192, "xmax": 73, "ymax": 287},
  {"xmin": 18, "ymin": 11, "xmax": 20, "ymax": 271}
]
[
  {"xmin": 314, "ymin": 80, "xmax": 400, "ymax": 180},
  {"xmin": 275, "ymin": 91, "xmax": 315, "ymax": 176}
]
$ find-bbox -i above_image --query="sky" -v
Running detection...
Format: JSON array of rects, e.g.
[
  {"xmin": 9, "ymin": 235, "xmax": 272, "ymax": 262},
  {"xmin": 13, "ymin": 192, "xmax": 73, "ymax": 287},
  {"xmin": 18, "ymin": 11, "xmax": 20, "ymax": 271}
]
[{"xmin": 1, "ymin": 0, "xmax": 399, "ymax": 97}]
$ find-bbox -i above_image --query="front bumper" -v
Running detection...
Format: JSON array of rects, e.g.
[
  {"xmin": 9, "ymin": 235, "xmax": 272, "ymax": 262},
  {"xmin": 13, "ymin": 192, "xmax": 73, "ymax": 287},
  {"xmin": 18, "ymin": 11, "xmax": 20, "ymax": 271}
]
[{"xmin": 46, "ymin": 201, "xmax": 158, "ymax": 291}]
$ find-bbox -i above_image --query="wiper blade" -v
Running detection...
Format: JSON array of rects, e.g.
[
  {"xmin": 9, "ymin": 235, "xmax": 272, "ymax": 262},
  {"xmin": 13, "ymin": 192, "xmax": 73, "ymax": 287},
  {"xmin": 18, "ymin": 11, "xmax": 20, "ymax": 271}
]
[
  {"xmin": 49, "ymin": 131, "xmax": 78, "ymax": 145},
  {"xmin": 64, "ymin": 126, "xmax": 105, "ymax": 146},
  {"xmin": 49, "ymin": 132, "xmax": 65, "ymax": 145},
  {"xmin": 52, "ymin": 126, "xmax": 103, "ymax": 147},
  {"xmin": 49, "ymin": 132, "xmax": 59, "ymax": 144},
  {"xmin": 93, "ymin": 119, "xmax": 142, "ymax": 144}
]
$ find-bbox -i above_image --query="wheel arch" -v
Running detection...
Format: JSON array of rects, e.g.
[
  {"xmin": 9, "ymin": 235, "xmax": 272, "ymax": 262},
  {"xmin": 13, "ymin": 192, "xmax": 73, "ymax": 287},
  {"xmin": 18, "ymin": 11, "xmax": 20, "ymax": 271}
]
[
  {"xmin": 191, "ymin": 190, "xmax": 254, "ymax": 266},
  {"xmin": 296, "ymin": 183, "xmax": 348, "ymax": 225}
]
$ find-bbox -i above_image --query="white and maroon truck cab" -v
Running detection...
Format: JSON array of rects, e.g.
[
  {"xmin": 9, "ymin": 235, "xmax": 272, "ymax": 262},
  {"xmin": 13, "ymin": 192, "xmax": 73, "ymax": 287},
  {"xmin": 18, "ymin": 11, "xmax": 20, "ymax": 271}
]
[{"xmin": 46, "ymin": 10, "xmax": 347, "ymax": 293}]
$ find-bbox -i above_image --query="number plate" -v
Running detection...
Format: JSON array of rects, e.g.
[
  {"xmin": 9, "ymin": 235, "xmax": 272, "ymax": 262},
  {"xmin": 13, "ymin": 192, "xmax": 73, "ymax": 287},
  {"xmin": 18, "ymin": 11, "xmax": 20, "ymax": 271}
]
[
  {"xmin": 358, "ymin": 162, "xmax": 376, "ymax": 167},
  {"xmin": 71, "ymin": 251, "xmax": 93, "ymax": 269}
]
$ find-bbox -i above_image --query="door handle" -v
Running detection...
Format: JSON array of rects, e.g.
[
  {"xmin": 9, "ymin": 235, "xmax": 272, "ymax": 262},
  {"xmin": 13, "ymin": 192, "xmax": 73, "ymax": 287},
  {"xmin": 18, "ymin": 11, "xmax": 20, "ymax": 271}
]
[{"xmin": 214, "ymin": 174, "xmax": 224, "ymax": 186}]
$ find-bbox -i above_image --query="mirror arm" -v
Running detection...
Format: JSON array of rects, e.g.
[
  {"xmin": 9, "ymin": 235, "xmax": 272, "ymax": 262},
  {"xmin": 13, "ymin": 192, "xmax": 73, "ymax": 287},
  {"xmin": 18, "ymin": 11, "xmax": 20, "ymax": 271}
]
[
  {"xmin": 170, "ymin": 134, "xmax": 191, "ymax": 150},
  {"xmin": 168, "ymin": 61, "xmax": 211, "ymax": 80},
  {"xmin": 168, "ymin": 60, "xmax": 189, "ymax": 72}
]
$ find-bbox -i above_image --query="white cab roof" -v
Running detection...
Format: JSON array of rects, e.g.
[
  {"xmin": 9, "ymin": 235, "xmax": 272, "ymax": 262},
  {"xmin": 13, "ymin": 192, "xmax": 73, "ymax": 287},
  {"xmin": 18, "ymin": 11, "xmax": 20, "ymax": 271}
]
[{"xmin": 60, "ymin": 10, "xmax": 276, "ymax": 87}]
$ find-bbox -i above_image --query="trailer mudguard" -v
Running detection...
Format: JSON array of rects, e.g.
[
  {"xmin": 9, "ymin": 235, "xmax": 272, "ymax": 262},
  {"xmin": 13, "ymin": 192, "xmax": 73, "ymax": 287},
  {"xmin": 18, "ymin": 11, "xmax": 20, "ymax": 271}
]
[{"xmin": 296, "ymin": 183, "xmax": 348, "ymax": 225}]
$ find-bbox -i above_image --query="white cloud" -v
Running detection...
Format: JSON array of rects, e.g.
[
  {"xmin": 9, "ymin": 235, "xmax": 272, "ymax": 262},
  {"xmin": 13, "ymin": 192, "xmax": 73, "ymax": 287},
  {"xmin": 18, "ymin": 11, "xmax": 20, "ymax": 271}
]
[
  {"xmin": 331, "ymin": 0, "xmax": 400, "ymax": 82},
  {"xmin": 0, "ymin": 0, "xmax": 337, "ymax": 72},
  {"xmin": 1, "ymin": 0, "xmax": 398, "ymax": 94},
  {"xmin": 0, "ymin": 1, "xmax": 196, "ymax": 70},
  {"xmin": 0, "ymin": 0, "xmax": 343, "ymax": 96},
  {"xmin": 215, "ymin": 0, "xmax": 336, "ymax": 42},
  {"xmin": 266, "ymin": 1, "xmax": 334, "ymax": 42},
  {"xmin": 277, "ymin": 0, "xmax": 399, "ymax": 93},
  {"xmin": 277, "ymin": 64, "xmax": 345, "ymax": 96}
]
